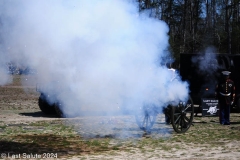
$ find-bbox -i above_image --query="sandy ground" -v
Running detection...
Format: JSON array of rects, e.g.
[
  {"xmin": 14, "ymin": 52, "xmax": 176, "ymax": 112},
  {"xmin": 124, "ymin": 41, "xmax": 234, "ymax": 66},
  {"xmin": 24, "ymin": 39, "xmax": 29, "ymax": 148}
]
[
  {"xmin": 1, "ymin": 75, "xmax": 240, "ymax": 160},
  {"xmin": 3, "ymin": 109, "xmax": 240, "ymax": 160}
]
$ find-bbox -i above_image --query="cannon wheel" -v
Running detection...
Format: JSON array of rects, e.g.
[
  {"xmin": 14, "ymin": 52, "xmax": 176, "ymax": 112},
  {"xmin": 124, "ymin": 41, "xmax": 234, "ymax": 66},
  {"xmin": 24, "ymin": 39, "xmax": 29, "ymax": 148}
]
[
  {"xmin": 171, "ymin": 96, "xmax": 194, "ymax": 133},
  {"xmin": 135, "ymin": 107, "xmax": 157, "ymax": 131}
]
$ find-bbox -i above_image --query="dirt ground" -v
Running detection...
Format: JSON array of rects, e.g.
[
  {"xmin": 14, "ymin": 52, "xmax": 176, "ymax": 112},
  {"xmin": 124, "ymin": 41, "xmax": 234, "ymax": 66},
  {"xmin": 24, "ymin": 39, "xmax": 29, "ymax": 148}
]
[{"xmin": 1, "ymin": 75, "xmax": 240, "ymax": 160}]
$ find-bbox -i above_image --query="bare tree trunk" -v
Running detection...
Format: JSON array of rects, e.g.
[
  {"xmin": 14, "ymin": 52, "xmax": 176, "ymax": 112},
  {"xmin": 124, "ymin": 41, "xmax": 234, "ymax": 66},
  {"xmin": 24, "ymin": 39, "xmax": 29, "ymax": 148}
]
[{"xmin": 225, "ymin": 0, "xmax": 231, "ymax": 54}]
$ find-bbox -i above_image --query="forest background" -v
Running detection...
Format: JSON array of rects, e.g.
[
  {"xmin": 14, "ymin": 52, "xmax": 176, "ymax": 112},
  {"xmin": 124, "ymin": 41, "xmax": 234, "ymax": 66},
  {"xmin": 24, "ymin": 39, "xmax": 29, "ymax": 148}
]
[{"xmin": 138, "ymin": 0, "xmax": 240, "ymax": 65}]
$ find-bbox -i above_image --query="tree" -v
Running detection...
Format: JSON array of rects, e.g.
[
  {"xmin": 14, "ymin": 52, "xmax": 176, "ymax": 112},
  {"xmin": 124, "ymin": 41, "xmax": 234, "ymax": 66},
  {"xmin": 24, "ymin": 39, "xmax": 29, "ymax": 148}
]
[{"xmin": 137, "ymin": 0, "xmax": 240, "ymax": 56}]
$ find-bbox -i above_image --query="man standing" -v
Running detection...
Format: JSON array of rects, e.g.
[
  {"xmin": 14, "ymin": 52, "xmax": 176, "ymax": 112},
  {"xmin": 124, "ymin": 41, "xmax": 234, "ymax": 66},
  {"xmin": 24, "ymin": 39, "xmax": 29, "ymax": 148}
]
[{"xmin": 215, "ymin": 71, "xmax": 235, "ymax": 125}]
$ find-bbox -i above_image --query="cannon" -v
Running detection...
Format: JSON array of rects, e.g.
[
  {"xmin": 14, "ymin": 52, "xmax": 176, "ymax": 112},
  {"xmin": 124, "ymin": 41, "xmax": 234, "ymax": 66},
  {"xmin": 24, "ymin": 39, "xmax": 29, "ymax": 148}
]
[
  {"xmin": 37, "ymin": 81, "xmax": 194, "ymax": 133},
  {"xmin": 36, "ymin": 68, "xmax": 194, "ymax": 133}
]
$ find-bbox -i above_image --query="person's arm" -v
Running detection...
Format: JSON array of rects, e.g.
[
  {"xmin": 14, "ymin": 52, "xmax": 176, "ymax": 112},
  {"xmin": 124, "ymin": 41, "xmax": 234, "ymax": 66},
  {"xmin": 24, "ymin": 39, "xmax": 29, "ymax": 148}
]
[{"xmin": 231, "ymin": 82, "xmax": 235, "ymax": 105}]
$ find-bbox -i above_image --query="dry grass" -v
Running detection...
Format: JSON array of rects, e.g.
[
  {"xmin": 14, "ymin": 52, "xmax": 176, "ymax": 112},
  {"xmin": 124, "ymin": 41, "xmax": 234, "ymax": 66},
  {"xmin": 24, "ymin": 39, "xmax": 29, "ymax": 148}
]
[{"xmin": 1, "ymin": 75, "xmax": 240, "ymax": 159}]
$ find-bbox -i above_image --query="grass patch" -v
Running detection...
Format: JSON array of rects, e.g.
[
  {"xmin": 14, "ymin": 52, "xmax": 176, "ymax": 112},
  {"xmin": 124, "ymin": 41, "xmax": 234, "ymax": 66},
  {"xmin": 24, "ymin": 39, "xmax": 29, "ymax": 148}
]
[
  {"xmin": 1, "ymin": 116, "xmax": 240, "ymax": 159},
  {"xmin": 2, "ymin": 75, "xmax": 240, "ymax": 159}
]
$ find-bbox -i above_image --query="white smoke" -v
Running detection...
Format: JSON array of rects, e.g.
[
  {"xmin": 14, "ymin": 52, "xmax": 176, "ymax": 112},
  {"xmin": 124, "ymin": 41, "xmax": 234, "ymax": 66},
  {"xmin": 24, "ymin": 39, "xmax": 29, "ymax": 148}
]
[
  {"xmin": 191, "ymin": 47, "xmax": 220, "ymax": 96},
  {"xmin": 0, "ymin": 0, "xmax": 189, "ymax": 116},
  {"xmin": 196, "ymin": 47, "xmax": 218, "ymax": 74}
]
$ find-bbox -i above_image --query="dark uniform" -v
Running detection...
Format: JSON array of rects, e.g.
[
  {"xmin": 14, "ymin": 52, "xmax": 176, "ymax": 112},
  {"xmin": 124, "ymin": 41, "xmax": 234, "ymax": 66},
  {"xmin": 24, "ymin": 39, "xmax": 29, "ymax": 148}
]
[{"xmin": 215, "ymin": 71, "xmax": 235, "ymax": 125}]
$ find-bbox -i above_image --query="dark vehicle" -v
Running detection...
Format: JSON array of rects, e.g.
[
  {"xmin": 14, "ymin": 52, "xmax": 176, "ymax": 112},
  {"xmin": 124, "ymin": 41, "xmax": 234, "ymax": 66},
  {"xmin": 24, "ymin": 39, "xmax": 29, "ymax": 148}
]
[{"xmin": 180, "ymin": 53, "xmax": 240, "ymax": 113}]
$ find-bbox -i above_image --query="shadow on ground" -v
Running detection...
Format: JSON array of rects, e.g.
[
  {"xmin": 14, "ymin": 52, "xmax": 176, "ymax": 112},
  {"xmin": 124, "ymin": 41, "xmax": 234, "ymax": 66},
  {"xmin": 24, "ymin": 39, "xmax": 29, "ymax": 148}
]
[
  {"xmin": 19, "ymin": 111, "xmax": 57, "ymax": 118},
  {"xmin": 0, "ymin": 134, "xmax": 102, "ymax": 158}
]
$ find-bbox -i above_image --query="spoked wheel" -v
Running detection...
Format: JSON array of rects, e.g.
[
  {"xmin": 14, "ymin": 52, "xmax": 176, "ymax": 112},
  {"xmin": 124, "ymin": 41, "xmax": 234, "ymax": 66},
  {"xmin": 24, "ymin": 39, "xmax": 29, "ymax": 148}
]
[
  {"xmin": 171, "ymin": 96, "xmax": 194, "ymax": 133},
  {"xmin": 135, "ymin": 106, "xmax": 157, "ymax": 131}
]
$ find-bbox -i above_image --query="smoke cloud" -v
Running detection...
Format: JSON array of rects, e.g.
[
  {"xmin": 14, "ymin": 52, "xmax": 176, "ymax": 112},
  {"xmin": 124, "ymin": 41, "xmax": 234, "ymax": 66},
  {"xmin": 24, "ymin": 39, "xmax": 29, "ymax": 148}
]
[
  {"xmin": 191, "ymin": 47, "xmax": 220, "ymax": 96},
  {"xmin": 192, "ymin": 47, "xmax": 218, "ymax": 74},
  {"xmin": 0, "ymin": 0, "xmax": 189, "ymax": 116}
]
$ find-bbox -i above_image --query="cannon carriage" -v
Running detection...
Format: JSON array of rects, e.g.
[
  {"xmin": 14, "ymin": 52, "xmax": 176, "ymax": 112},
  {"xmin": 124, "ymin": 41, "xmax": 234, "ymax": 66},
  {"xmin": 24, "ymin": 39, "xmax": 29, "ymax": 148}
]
[
  {"xmin": 37, "ymin": 80, "xmax": 195, "ymax": 133},
  {"xmin": 135, "ymin": 95, "xmax": 194, "ymax": 133},
  {"xmin": 36, "ymin": 63, "xmax": 195, "ymax": 134}
]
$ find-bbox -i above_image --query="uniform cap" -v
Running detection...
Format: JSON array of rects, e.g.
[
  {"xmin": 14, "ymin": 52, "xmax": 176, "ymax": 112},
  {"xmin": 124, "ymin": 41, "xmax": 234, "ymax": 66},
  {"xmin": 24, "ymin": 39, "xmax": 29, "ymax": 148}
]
[{"xmin": 222, "ymin": 71, "xmax": 231, "ymax": 76}]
